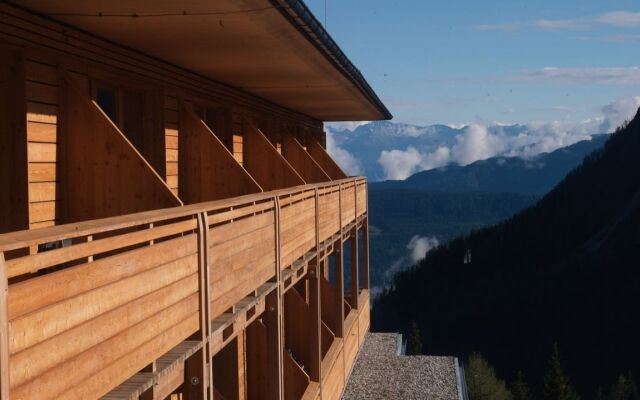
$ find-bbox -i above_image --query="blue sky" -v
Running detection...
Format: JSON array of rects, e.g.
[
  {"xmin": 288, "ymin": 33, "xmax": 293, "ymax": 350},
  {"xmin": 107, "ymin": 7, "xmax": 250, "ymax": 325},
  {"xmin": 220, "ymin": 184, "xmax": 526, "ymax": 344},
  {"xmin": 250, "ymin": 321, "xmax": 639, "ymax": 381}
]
[{"xmin": 305, "ymin": 0, "xmax": 640, "ymax": 126}]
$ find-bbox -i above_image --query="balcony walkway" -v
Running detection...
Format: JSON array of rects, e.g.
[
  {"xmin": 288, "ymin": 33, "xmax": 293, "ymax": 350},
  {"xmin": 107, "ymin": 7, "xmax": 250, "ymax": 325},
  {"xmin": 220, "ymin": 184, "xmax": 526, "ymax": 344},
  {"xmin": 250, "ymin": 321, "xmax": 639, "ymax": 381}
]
[{"xmin": 0, "ymin": 177, "xmax": 370, "ymax": 400}]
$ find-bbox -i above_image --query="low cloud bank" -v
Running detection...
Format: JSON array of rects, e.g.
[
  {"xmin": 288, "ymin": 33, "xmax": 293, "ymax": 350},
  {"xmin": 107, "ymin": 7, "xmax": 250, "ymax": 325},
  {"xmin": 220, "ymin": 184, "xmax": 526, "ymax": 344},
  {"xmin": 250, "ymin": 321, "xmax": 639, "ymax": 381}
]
[
  {"xmin": 385, "ymin": 235, "xmax": 439, "ymax": 283},
  {"xmin": 325, "ymin": 129, "xmax": 363, "ymax": 176},
  {"xmin": 378, "ymin": 96, "xmax": 640, "ymax": 180},
  {"xmin": 371, "ymin": 234, "xmax": 439, "ymax": 299}
]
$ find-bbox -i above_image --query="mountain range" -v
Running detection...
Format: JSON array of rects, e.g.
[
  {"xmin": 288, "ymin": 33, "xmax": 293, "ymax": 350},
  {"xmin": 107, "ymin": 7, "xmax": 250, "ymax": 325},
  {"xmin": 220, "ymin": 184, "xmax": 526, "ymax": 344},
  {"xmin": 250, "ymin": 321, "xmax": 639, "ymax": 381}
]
[
  {"xmin": 328, "ymin": 121, "xmax": 603, "ymax": 182},
  {"xmin": 371, "ymin": 134, "xmax": 608, "ymax": 194},
  {"xmin": 372, "ymin": 109, "xmax": 640, "ymax": 397}
]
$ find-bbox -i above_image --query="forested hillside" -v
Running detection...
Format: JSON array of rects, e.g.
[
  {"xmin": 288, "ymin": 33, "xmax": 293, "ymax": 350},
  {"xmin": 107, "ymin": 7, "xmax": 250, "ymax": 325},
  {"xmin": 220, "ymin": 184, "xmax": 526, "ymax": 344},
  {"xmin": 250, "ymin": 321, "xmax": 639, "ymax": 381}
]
[
  {"xmin": 372, "ymin": 109, "xmax": 640, "ymax": 398},
  {"xmin": 367, "ymin": 190, "xmax": 538, "ymax": 289}
]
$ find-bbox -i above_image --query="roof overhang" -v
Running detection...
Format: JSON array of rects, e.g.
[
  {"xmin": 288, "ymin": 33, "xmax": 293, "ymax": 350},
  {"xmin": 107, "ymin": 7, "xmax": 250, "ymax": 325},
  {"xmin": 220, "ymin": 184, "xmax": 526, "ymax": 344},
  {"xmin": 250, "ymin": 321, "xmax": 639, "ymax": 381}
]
[{"xmin": 12, "ymin": 0, "xmax": 391, "ymax": 122}]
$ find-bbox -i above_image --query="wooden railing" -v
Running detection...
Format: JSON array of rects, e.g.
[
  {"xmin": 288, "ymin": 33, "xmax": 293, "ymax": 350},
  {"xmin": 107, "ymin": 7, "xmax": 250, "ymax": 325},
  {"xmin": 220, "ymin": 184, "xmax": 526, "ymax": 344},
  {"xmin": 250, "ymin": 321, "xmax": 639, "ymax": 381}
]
[{"xmin": 0, "ymin": 177, "xmax": 368, "ymax": 400}]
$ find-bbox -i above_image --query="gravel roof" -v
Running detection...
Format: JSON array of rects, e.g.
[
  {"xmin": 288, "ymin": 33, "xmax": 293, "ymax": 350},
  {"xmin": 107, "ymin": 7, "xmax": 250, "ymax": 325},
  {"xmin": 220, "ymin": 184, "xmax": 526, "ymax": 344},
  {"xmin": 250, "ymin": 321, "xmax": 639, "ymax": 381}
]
[{"xmin": 342, "ymin": 333, "xmax": 460, "ymax": 400}]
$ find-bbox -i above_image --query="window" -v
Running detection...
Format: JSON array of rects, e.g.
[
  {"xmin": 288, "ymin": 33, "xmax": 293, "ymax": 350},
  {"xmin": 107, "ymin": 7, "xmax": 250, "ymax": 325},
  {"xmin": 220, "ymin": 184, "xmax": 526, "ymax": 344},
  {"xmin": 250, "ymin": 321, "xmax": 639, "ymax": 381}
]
[
  {"xmin": 94, "ymin": 83, "xmax": 146, "ymax": 153},
  {"xmin": 96, "ymin": 86, "xmax": 117, "ymax": 122},
  {"xmin": 122, "ymin": 90, "xmax": 144, "ymax": 151}
]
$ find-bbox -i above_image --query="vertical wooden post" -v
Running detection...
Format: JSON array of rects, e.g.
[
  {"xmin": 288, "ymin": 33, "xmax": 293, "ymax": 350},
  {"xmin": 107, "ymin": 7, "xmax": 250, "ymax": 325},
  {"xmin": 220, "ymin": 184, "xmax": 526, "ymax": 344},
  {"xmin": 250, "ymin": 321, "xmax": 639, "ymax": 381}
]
[
  {"xmin": 266, "ymin": 197, "xmax": 283, "ymax": 400},
  {"xmin": 236, "ymin": 331, "xmax": 247, "ymax": 400},
  {"xmin": 334, "ymin": 244, "xmax": 345, "ymax": 338},
  {"xmin": 363, "ymin": 180, "xmax": 370, "ymax": 291},
  {"xmin": 184, "ymin": 212, "xmax": 213, "ymax": 400},
  {"xmin": 308, "ymin": 189, "xmax": 322, "ymax": 385},
  {"xmin": 0, "ymin": 254, "xmax": 10, "ymax": 400},
  {"xmin": 308, "ymin": 262, "xmax": 321, "ymax": 383},
  {"xmin": 335, "ymin": 182, "xmax": 345, "ymax": 338},
  {"xmin": 350, "ymin": 230, "xmax": 359, "ymax": 310},
  {"xmin": 184, "ymin": 349, "xmax": 206, "ymax": 400}
]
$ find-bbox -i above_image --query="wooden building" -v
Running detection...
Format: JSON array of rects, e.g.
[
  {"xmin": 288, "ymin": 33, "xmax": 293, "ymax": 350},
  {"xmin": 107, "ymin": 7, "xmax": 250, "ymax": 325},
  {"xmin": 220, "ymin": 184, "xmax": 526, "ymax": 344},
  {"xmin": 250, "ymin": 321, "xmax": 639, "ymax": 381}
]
[{"xmin": 0, "ymin": 1, "xmax": 390, "ymax": 399}]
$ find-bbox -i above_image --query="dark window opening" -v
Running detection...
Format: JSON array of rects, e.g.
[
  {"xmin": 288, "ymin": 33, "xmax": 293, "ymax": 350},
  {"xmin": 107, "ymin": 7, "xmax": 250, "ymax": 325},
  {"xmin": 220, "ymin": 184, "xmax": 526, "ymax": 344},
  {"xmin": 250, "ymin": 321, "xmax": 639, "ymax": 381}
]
[
  {"xmin": 122, "ymin": 90, "xmax": 145, "ymax": 152},
  {"xmin": 96, "ymin": 87, "xmax": 116, "ymax": 122}
]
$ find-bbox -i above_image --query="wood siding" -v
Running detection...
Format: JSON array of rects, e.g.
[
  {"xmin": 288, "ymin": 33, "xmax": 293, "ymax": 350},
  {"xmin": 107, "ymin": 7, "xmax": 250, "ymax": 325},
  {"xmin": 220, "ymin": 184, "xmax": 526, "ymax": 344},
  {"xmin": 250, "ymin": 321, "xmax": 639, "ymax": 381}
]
[{"xmin": 0, "ymin": 3, "xmax": 327, "ymax": 229}]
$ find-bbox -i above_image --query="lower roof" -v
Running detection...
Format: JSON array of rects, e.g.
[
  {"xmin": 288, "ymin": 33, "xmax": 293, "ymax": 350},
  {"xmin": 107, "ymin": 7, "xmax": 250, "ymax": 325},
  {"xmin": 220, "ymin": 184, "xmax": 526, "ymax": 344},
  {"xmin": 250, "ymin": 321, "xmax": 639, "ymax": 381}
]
[{"xmin": 12, "ymin": 0, "xmax": 391, "ymax": 122}]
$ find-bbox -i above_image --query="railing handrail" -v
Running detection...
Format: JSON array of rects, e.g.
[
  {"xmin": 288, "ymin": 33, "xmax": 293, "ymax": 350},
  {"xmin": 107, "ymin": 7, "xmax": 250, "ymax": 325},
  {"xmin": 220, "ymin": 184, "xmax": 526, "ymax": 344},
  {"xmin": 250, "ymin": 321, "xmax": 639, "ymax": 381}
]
[{"xmin": 0, "ymin": 177, "xmax": 367, "ymax": 253}]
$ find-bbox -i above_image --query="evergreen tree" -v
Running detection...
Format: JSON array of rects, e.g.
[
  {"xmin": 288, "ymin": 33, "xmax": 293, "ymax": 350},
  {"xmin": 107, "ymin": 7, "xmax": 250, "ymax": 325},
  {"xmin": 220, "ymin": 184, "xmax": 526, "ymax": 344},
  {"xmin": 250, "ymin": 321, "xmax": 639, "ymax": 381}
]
[
  {"xmin": 608, "ymin": 372, "xmax": 639, "ymax": 400},
  {"xmin": 542, "ymin": 343, "xmax": 579, "ymax": 400},
  {"xmin": 407, "ymin": 320, "xmax": 423, "ymax": 355},
  {"xmin": 511, "ymin": 370, "xmax": 532, "ymax": 400},
  {"xmin": 466, "ymin": 352, "xmax": 512, "ymax": 400}
]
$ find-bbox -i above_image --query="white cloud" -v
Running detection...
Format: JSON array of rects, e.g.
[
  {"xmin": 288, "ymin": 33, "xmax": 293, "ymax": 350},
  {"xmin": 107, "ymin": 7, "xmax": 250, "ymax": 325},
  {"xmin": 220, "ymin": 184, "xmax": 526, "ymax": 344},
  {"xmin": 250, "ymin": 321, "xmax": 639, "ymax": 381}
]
[
  {"xmin": 573, "ymin": 34, "xmax": 640, "ymax": 43},
  {"xmin": 377, "ymin": 95, "xmax": 640, "ymax": 179},
  {"xmin": 378, "ymin": 146, "xmax": 451, "ymax": 180},
  {"xmin": 597, "ymin": 11, "xmax": 640, "ymax": 27},
  {"xmin": 599, "ymin": 96, "xmax": 640, "ymax": 132},
  {"xmin": 382, "ymin": 235, "xmax": 440, "ymax": 286},
  {"xmin": 325, "ymin": 129, "xmax": 363, "ymax": 176},
  {"xmin": 505, "ymin": 67, "xmax": 640, "ymax": 85},
  {"xmin": 477, "ymin": 10, "xmax": 640, "ymax": 32},
  {"xmin": 407, "ymin": 235, "xmax": 440, "ymax": 263},
  {"xmin": 377, "ymin": 147, "xmax": 423, "ymax": 180},
  {"xmin": 534, "ymin": 19, "xmax": 589, "ymax": 31},
  {"xmin": 451, "ymin": 124, "xmax": 506, "ymax": 165},
  {"xmin": 326, "ymin": 121, "xmax": 370, "ymax": 132}
]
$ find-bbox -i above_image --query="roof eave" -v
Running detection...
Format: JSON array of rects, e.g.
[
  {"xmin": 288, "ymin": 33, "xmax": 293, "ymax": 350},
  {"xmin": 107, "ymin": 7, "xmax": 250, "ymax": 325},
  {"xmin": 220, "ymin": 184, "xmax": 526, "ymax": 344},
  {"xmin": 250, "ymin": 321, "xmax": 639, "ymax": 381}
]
[{"xmin": 272, "ymin": 0, "xmax": 392, "ymax": 121}]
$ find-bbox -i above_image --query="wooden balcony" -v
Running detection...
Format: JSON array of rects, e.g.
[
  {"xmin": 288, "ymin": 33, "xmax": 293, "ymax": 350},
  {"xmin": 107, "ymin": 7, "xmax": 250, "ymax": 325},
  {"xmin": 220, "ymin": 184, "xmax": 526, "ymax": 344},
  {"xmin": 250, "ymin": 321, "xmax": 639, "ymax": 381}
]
[{"xmin": 0, "ymin": 177, "xmax": 370, "ymax": 400}]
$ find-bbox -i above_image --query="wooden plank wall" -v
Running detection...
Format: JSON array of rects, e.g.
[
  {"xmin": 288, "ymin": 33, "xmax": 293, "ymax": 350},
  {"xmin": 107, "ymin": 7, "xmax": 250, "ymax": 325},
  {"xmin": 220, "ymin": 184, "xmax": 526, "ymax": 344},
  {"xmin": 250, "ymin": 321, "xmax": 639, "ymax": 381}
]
[
  {"xmin": 282, "ymin": 137, "xmax": 331, "ymax": 184},
  {"xmin": 164, "ymin": 94, "xmax": 180, "ymax": 196},
  {"xmin": 58, "ymin": 73, "xmax": 182, "ymax": 223},
  {"xmin": 0, "ymin": 4, "xmax": 325, "ymax": 230},
  {"xmin": 178, "ymin": 106, "xmax": 261, "ymax": 203},
  {"xmin": 231, "ymin": 109, "xmax": 245, "ymax": 165},
  {"xmin": 0, "ymin": 47, "xmax": 29, "ymax": 234},
  {"xmin": 307, "ymin": 142, "xmax": 348, "ymax": 180},
  {"xmin": 25, "ymin": 54, "xmax": 60, "ymax": 229},
  {"xmin": 244, "ymin": 126, "xmax": 305, "ymax": 191}
]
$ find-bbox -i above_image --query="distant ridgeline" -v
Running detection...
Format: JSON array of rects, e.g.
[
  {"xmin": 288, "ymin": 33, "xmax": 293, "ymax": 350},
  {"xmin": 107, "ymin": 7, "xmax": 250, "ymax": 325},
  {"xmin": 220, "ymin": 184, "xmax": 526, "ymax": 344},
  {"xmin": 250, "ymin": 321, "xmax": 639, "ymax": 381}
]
[
  {"xmin": 372, "ymin": 110, "xmax": 640, "ymax": 397},
  {"xmin": 365, "ymin": 135, "xmax": 607, "ymax": 290},
  {"xmin": 372, "ymin": 134, "xmax": 609, "ymax": 194}
]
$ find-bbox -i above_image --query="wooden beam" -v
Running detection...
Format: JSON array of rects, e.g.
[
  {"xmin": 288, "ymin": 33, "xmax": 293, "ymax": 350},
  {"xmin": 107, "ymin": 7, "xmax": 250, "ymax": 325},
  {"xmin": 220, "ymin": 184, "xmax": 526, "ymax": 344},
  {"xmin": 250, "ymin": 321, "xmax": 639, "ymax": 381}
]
[
  {"xmin": 306, "ymin": 141, "xmax": 347, "ymax": 180},
  {"xmin": 243, "ymin": 124, "xmax": 305, "ymax": 191},
  {"xmin": 0, "ymin": 255, "xmax": 9, "ymax": 400},
  {"xmin": 362, "ymin": 219, "xmax": 370, "ymax": 290},
  {"xmin": 0, "ymin": 47, "xmax": 29, "ymax": 234},
  {"xmin": 308, "ymin": 264, "xmax": 321, "ymax": 383},
  {"xmin": 281, "ymin": 137, "xmax": 331, "ymax": 184},
  {"xmin": 349, "ymin": 232, "xmax": 359, "ymax": 310},
  {"xmin": 192, "ymin": 213, "xmax": 212, "ymax": 400},
  {"xmin": 283, "ymin": 288, "xmax": 310, "ymax": 369},
  {"xmin": 265, "ymin": 290, "xmax": 283, "ymax": 400},
  {"xmin": 183, "ymin": 349, "xmax": 206, "ymax": 400},
  {"xmin": 179, "ymin": 106, "xmax": 262, "ymax": 203},
  {"xmin": 333, "ymin": 246, "xmax": 345, "ymax": 338},
  {"xmin": 246, "ymin": 319, "xmax": 267, "ymax": 400},
  {"xmin": 212, "ymin": 337, "xmax": 242, "ymax": 400},
  {"xmin": 59, "ymin": 71, "xmax": 182, "ymax": 223},
  {"xmin": 283, "ymin": 350, "xmax": 310, "ymax": 400}
]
